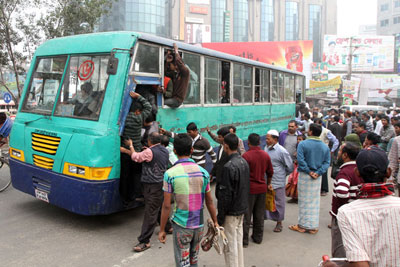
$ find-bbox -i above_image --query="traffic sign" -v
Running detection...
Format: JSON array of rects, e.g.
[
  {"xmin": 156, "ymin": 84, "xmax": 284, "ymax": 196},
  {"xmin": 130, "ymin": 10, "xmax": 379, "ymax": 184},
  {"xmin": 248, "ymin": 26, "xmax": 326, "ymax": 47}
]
[{"xmin": 3, "ymin": 93, "xmax": 12, "ymax": 104}]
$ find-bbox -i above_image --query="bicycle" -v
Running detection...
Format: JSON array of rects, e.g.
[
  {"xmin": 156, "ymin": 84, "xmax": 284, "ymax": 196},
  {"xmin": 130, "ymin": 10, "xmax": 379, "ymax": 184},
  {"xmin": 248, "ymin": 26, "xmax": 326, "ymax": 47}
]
[{"xmin": 0, "ymin": 149, "xmax": 11, "ymax": 192}]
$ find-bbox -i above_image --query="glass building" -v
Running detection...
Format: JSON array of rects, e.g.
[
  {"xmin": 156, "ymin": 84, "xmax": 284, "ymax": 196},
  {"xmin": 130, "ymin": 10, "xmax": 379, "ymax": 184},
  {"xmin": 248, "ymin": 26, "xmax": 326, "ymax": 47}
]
[
  {"xmin": 99, "ymin": 0, "xmax": 170, "ymax": 37},
  {"xmin": 285, "ymin": 1, "xmax": 299, "ymax": 41},
  {"xmin": 211, "ymin": 0, "xmax": 226, "ymax": 42},
  {"xmin": 309, "ymin": 5, "xmax": 322, "ymax": 61},
  {"xmin": 233, "ymin": 0, "xmax": 249, "ymax": 42},
  {"xmin": 260, "ymin": 0, "xmax": 274, "ymax": 41}
]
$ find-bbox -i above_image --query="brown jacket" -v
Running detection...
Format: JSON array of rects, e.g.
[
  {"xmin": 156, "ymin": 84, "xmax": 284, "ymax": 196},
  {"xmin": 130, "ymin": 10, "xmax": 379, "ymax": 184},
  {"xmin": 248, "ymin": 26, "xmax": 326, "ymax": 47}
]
[{"xmin": 172, "ymin": 52, "xmax": 190, "ymax": 103}]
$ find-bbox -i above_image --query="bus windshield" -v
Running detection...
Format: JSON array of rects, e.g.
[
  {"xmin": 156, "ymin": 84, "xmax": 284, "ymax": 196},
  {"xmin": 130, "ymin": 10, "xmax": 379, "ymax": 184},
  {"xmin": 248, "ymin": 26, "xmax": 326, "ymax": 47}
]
[{"xmin": 21, "ymin": 54, "xmax": 110, "ymax": 121}]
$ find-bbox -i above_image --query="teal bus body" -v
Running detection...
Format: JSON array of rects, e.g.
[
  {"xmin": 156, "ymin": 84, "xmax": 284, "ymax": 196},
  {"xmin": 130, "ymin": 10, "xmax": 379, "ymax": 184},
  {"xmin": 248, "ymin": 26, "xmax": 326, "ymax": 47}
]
[{"xmin": 9, "ymin": 32, "xmax": 303, "ymax": 215}]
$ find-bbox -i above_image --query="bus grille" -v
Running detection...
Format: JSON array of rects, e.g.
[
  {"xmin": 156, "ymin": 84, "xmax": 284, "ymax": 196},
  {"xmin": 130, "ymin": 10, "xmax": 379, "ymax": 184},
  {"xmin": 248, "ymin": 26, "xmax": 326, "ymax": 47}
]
[
  {"xmin": 31, "ymin": 133, "xmax": 61, "ymax": 156},
  {"xmin": 33, "ymin": 154, "xmax": 54, "ymax": 170}
]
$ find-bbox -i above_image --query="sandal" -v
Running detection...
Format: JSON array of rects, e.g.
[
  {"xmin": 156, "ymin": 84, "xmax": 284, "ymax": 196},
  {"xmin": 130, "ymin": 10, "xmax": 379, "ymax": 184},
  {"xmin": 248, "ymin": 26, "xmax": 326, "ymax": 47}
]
[
  {"xmin": 273, "ymin": 224, "xmax": 283, "ymax": 232},
  {"xmin": 133, "ymin": 242, "xmax": 151, "ymax": 252},
  {"xmin": 288, "ymin": 224, "xmax": 306, "ymax": 233},
  {"xmin": 306, "ymin": 229, "xmax": 319, "ymax": 234},
  {"xmin": 166, "ymin": 228, "xmax": 173, "ymax": 235}
]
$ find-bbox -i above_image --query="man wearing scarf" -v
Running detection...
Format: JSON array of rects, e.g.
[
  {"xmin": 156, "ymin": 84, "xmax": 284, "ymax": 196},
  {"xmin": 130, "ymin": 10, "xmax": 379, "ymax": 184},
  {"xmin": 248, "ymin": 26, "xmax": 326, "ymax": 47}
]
[{"xmin": 323, "ymin": 146, "xmax": 400, "ymax": 267}]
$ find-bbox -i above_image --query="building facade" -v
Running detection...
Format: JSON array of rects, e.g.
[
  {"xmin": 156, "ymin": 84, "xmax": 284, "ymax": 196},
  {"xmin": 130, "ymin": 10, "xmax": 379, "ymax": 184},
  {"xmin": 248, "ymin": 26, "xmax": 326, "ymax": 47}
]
[
  {"xmin": 377, "ymin": 0, "xmax": 400, "ymax": 35},
  {"xmin": 98, "ymin": 0, "xmax": 337, "ymax": 62}
]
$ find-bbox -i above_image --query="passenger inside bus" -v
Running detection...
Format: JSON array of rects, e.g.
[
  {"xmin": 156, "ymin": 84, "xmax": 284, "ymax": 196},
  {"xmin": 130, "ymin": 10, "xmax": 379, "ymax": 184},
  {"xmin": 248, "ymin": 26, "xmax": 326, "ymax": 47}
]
[{"xmin": 69, "ymin": 82, "xmax": 94, "ymax": 116}]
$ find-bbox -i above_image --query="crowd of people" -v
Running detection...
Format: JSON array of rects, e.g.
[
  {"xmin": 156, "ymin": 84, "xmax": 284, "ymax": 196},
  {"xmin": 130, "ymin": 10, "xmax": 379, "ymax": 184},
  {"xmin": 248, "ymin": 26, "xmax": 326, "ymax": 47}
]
[{"xmin": 119, "ymin": 96, "xmax": 400, "ymax": 267}]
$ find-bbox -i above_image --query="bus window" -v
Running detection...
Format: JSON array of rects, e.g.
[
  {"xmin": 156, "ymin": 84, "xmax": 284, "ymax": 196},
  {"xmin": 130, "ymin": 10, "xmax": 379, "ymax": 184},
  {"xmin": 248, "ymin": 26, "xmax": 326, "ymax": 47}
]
[
  {"xmin": 21, "ymin": 57, "xmax": 67, "ymax": 114},
  {"xmin": 54, "ymin": 55, "xmax": 110, "ymax": 120},
  {"xmin": 285, "ymin": 75, "xmax": 295, "ymax": 102},
  {"xmin": 278, "ymin": 72, "xmax": 284, "ymax": 102},
  {"xmin": 133, "ymin": 43, "xmax": 160, "ymax": 74},
  {"xmin": 295, "ymin": 75, "xmax": 304, "ymax": 103},
  {"xmin": 255, "ymin": 69, "xmax": 261, "ymax": 102},
  {"xmin": 221, "ymin": 61, "xmax": 230, "ymax": 103},
  {"xmin": 262, "ymin": 69, "xmax": 270, "ymax": 103},
  {"xmin": 182, "ymin": 52, "xmax": 200, "ymax": 105},
  {"xmin": 233, "ymin": 64, "xmax": 252, "ymax": 103},
  {"xmin": 205, "ymin": 58, "xmax": 221, "ymax": 104},
  {"xmin": 271, "ymin": 71, "xmax": 279, "ymax": 102}
]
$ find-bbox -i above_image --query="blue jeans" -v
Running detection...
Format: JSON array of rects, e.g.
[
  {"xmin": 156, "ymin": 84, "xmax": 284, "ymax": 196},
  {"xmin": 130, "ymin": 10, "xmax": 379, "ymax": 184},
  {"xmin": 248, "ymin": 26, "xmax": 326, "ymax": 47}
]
[{"xmin": 172, "ymin": 222, "xmax": 204, "ymax": 267}]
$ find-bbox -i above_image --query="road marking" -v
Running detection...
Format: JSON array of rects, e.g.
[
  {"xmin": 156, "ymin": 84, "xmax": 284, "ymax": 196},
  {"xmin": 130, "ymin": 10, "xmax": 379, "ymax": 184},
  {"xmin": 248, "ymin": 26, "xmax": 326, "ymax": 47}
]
[{"xmin": 112, "ymin": 250, "xmax": 146, "ymax": 267}]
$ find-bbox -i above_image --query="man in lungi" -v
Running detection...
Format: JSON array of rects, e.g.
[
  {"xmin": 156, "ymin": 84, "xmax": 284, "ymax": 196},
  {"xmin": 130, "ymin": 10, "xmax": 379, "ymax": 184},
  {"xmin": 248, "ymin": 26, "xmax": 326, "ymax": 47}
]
[
  {"xmin": 264, "ymin": 130, "xmax": 294, "ymax": 232},
  {"xmin": 289, "ymin": 123, "xmax": 330, "ymax": 234}
]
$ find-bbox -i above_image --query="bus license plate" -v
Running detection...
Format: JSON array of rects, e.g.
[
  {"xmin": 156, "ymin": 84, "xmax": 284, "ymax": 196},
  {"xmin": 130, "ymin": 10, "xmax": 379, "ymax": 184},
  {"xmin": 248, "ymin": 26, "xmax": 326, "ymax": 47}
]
[{"xmin": 35, "ymin": 189, "xmax": 49, "ymax": 203}]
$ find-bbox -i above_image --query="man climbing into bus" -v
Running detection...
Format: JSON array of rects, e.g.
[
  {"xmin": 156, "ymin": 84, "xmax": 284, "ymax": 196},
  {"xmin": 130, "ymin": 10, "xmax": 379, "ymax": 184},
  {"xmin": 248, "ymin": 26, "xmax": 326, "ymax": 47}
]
[
  {"xmin": 0, "ymin": 112, "xmax": 13, "ymax": 147},
  {"xmin": 163, "ymin": 43, "xmax": 190, "ymax": 108},
  {"xmin": 120, "ymin": 91, "xmax": 152, "ymax": 206},
  {"xmin": 120, "ymin": 132, "xmax": 171, "ymax": 252},
  {"xmin": 160, "ymin": 122, "xmax": 217, "ymax": 169}
]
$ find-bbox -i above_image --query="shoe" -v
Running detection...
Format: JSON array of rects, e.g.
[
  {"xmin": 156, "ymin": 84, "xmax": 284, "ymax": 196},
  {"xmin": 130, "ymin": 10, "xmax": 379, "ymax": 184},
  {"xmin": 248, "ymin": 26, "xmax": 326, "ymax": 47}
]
[
  {"xmin": 287, "ymin": 198, "xmax": 298, "ymax": 204},
  {"xmin": 320, "ymin": 192, "xmax": 328, "ymax": 196}
]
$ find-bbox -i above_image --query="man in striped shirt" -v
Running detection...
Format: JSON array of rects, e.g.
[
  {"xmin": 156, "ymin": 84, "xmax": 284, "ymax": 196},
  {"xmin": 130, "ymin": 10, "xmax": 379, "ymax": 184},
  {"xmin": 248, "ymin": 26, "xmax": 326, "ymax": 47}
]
[
  {"xmin": 329, "ymin": 142, "xmax": 362, "ymax": 259},
  {"xmin": 161, "ymin": 122, "xmax": 217, "ymax": 168},
  {"xmin": 324, "ymin": 147, "xmax": 400, "ymax": 267}
]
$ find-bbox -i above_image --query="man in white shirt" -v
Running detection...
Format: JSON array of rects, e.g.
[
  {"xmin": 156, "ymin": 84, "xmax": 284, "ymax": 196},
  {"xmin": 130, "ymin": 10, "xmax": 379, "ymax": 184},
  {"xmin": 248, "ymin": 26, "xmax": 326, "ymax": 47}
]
[{"xmin": 323, "ymin": 147, "xmax": 400, "ymax": 267}]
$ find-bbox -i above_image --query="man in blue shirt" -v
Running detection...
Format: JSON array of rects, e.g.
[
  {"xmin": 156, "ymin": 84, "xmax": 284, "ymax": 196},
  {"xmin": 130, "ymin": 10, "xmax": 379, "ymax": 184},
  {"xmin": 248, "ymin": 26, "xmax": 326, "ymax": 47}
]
[
  {"xmin": 264, "ymin": 130, "xmax": 294, "ymax": 233},
  {"xmin": 289, "ymin": 123, "xmax": 330, "ymax": 234}
]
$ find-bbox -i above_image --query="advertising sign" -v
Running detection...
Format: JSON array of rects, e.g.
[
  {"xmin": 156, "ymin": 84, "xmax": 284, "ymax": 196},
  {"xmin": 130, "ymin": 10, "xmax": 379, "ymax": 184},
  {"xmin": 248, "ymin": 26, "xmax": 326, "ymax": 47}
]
[
  {"xmin": 190, "ymin": 6, "xmax": 208, "ymax": 14},
  {"xmin": 323, "ymin": 35, "xmax": 395, "ymax": 72},
  {"xmin": 202, "ymin": 41, "xmax": 313, "ymax": 82},
  {"xmin": 307, "ymin": 76, "xmax": 342, "ymax": 95},
  {"xmin": 185, "ymin": 24, "xmax": 211, "ymax": 44},
  {"xmin": 311, "ymin": 62, "xmax": 329, "ymax": 81}
]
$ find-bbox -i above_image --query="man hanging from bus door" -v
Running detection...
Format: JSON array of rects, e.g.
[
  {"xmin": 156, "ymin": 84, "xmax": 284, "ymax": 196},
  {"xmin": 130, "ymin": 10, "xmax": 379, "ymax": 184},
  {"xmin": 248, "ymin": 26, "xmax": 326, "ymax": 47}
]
[
  {"xmin": 163, "ymin": 43, "xmax": 190, "ymax": 108},
  {"xmin": 120, "ymin": 91, "xmax": 152, "ymax": 206}
]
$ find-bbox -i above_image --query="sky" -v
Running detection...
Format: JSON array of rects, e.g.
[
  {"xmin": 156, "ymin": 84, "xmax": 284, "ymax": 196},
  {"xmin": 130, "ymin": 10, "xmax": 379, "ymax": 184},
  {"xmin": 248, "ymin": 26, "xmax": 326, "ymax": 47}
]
[{"xmin": 337, "ymin": 0, "xmax": 377, "ymax": 36}]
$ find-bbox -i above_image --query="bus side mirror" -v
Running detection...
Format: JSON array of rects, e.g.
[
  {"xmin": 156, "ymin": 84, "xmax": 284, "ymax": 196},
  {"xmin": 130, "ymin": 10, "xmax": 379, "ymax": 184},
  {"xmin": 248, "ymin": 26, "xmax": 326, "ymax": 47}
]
[{"xmin": 107, "ymin": 54, "xmax": 119, "ymax": 75}]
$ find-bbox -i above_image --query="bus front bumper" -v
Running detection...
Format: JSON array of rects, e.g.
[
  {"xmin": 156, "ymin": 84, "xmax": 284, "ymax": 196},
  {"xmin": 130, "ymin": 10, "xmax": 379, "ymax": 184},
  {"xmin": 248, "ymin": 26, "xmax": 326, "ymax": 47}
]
[{"xmin": 9, "ymin": 158, "xmax": 124, "ymax": 215}]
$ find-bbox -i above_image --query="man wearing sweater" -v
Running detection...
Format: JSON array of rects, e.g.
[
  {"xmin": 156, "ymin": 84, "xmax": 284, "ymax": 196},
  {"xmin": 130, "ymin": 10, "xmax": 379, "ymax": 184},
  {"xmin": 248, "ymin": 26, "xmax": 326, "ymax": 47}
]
[{"xmin": 289, "ymin": 123, "xmax": 330, "ymax": 234}]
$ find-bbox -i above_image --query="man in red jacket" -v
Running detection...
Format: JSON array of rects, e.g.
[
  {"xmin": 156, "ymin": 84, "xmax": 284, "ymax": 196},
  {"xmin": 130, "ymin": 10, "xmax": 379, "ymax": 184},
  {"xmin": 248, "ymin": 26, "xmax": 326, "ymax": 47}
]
[{"xmin": 242, "ymin": 133, "xmax": 274, "ymax": 247}]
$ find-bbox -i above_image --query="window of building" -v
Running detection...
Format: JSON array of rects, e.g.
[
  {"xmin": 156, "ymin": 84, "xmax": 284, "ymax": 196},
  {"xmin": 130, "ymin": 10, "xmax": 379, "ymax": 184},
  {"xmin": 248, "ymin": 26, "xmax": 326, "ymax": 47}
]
[
  {"xmin": 286, "ymin": 1, "xmax": 299, "ymax": 41},
  {"xmin": 124, "ymin": 0, "xmax": 169, "ymax": 37},
  {"xmin": 205, "ymin": 58, "xmax": 221, "ymax": 104},
  {"xmin": 395, "ymin": 0, "xmax": 400, "ymax": 8},
  {"xmin": 381, "ymin": 3, "xmax": 389, "ymax": 11},
  {"xmin": 233, "ymin": 64, "xmax": 252, "ymax": 103},
  {"xmin": 182, "ymin": 53, "xmax": 201, "ymax": 105},
  {"xmin": 211, "ymin": 0, "xmax": 226, "ymax": 42},
  {"xmin": 309, "ymin": 5, "xmax": 322, "ymax": 61},
  {"xmin": 233, "ymin": 0, "xmax": 249, "ymax": 42},
  {"xmin": 381, "ymin": 19, "xmax": 389, "ymax": 27},
  {"xmin": 394, "ymin": 17, "xmax": 400, "ymax": 24},
  {"xmin": 260, "ymin": 0, "xmax": 274, "ymax": 41}
]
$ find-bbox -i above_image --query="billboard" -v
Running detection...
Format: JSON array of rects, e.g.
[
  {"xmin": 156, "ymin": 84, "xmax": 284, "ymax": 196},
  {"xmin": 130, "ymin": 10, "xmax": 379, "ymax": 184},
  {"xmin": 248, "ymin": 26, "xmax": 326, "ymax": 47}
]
[
  {"xmin": 185, "ymin": 24, "xmax": 211, "ymax": 44},
  {"xmin": 323, "ymin": 35, "xmax": 395, "ymax": 72},
  {"xmin": 311, "ymin": 62, "xmax": 329, "ymax": 81},
  {"xmin": 202, "ymin": 41, "xmax": 313, "ymax": 83}
]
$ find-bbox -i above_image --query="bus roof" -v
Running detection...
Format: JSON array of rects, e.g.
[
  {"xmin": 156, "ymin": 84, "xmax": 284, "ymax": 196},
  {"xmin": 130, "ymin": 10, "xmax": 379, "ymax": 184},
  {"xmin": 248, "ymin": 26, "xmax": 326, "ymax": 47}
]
[{"xmin": 34, "ymin": 31, "xmax": 304, "ymax": 77}]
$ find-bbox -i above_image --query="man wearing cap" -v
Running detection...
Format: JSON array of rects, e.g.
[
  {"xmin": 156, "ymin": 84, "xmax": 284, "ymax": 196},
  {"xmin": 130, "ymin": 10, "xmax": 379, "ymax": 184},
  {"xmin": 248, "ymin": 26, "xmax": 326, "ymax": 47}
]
[
  {"xmin": 323, "ymin": 146, "xmax": 400, "ymax": 267},
  {"xmin": 264, "ymin": 130, "xmax": 293, "ymax": 232},
  {"xmin": 289, "ymin": 123, "xmax": 330, "ymax": 234}
]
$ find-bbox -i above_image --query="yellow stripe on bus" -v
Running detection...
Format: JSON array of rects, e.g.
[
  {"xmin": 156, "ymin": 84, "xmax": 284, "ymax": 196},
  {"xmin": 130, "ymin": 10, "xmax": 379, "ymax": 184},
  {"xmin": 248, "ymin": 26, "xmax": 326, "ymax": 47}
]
[
  {"xmin": 32, "ymin": 141, "xmax": 58, "ymax": 150},
  {"xmin": 33, "ymin": 155, "xmax": 54, "ymax": 163},
  {"xmin": 33, "ymin": 159, "xmax": 53, "ymax": 167},
  {"xmin": 32, "ymin": 137, "xmax": 60, "ymax": 145},
  {"xmin": 32, "ymin": 146, "xmax": 57, "ymax": 155},
  {"xmin": 32, "ymin": 133, "xmax": 61, "ymax": 141},
  {"xmin": 34, "ymin": 162, "xmax": 53, "ymax": 169}
]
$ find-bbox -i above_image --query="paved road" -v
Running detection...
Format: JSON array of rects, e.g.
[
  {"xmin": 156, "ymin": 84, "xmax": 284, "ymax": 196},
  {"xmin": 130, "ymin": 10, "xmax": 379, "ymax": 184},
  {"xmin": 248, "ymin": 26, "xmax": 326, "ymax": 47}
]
[{"xmin": 0, "ymin": 165, "xmax": 334, "ymax": 267}]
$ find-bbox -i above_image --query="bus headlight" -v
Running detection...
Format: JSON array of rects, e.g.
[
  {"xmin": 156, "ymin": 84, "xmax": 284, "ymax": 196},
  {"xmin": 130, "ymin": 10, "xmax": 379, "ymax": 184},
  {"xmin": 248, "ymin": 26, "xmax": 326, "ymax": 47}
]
[
  {"xmin": 9, "ymin": 147, "xmax": 25, "ymax": 162},
  {"xmin": 63, "ymin": 163, "xmax": 111, "ymax": 180}
]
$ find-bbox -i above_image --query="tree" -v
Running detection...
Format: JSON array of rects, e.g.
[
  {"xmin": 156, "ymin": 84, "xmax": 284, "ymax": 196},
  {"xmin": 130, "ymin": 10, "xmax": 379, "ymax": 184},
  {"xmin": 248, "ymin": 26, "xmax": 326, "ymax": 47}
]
[
  {"xmin": 0, "ymin": 0, "xmax": 28, "ymax": 105},
  {"xmin": 38, "ymin": 0, "xmax": 114, "ymax": 39}
]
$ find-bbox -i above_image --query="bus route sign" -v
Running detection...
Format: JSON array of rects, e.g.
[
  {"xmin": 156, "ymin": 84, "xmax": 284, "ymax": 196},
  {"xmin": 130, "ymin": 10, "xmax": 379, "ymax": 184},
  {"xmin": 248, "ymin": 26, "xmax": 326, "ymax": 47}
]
[{"xmin": 78, "ymin": 60, "xmax": 95, "ymax": 81}]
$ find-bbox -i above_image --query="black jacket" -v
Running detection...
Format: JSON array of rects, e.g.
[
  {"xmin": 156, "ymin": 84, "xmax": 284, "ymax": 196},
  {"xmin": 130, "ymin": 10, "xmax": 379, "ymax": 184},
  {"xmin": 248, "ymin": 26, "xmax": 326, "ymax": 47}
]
[
  {"xmin": 216, "ymin": 153, "xmax": 250, "ymax": 225},
  {"xmin": 211, "ymin": 145, "xmax": 229, "ymax": 182},
  {"xmin": 329, "ymin": 122, "xmax": 343, "ymax": 145}
]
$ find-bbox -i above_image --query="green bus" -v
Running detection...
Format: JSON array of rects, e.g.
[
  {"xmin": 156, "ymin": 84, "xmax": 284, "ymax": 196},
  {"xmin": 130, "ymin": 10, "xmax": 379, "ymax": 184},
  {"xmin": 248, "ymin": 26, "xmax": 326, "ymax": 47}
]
[{"xmin": 9, "ymin": 32, "xmax": 305, "ymax": 215}]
